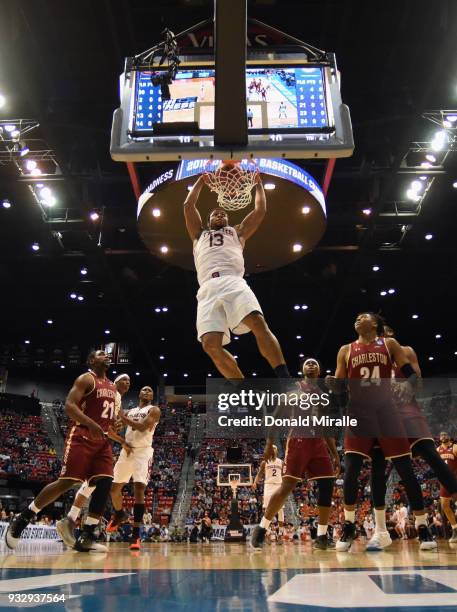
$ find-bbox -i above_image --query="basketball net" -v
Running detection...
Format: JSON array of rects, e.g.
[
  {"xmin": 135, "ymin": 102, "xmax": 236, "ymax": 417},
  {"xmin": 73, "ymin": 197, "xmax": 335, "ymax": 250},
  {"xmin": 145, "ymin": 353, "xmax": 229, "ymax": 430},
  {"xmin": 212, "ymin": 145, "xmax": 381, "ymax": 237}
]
[
  {"xmin": 229, "ymin": 474, "xmax": 241, "ymax": 498},
  {"xmin": 203, "ymin": 160, "xmax": 258, "ymax": 211}
]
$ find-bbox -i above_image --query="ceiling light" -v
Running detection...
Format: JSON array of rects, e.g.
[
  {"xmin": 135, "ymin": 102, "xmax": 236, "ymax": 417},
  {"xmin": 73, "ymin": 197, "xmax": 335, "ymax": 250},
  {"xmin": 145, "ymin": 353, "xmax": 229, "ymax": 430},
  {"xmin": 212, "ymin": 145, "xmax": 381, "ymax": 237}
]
[
  {"xmin": 264, "ymin": 183, "xmax": 276, "ymax": 190},
  {"xmin": 4, "ymin": 124, "xmax": 16, "ymax": 133},
  {"xmin": 412, "ymin": 314, "xmax": 419, "ymax": 319},
  {"xmin": 159, "ymin": 355, "xmax": 165, "ymax": 360},
  {"xmin": 104, "ymin": 329, "xmax": 110, "ymax": 335},
  {"xmin": 90, "ymin": 211, "xmax": 100, "ymax": 221},
  {"xmin": 233, "ymin": 355, "xmax": 238, "ymax": 359},
  {"xmin": 372, "ymin": 265, "xmax": 380, "ymax": 272},
  {"xmin": 406, "ymin": 189, "xmax": 420, "ymax": 202},
  {"xmin": 252, "ymin": 372, "xmax": 257, "ymax": 376},
  {"xmin": 154, "ymin": 307, "xmax": 161, "ymax": 313},
  {"xmin": 297, "ymin": 371, "xmax": 302, "ymax": 375},
  {"xmin": 388, "ymin": 288, "xmax": 395, "ymax": 294},
  {"xmin": 26, "ymin": 160, "xmax": 37, "ymax": 171},
  {"xmin": 431, "ymin": 130, "xmax": 447, "ymax": 152},
  {"xmin": 411, "ymin": 180, "xmax": 422, "ymax": 192},
  {"xmin": 39, "ymin": 187, "xmax": 52, "ymax": 200},
  {"xmin": 19, "ymin": 144, "xmax": 29, "ymax": 157},
  {"xmin": 292, "ymin": 243, "xmax": 303, "ymax": 253},
  {"xmin": 234, "ymin": 336, "xmax": 239, "ymax": 340},
  {"xmin": 187, "ymin": 185, "xmax": 194, "ymax": 191},
  {"xmin": 30, "ymin": 168, "xmax": 42, "ymax": 176},
  {"xmin": 80, "ymin": 267, "xmax": 88, "ymax": 276},
  {"xmin": 163, "ymin": 373, "xmax": 168, "ymax": 377},
  {"xmin": 362, "ymin": 208, "xmax": 372, "ymax": 216},
  {"xmin": 77, "ymin": 295, "xmax": 84, "ymax": 301},
  {"xmin": 25, "ymin": 340, "xmax": 30, "ymax": 344},
  {"xmin": 46, "ymin": 319, "xmax": 53, "ymax": 325},
  {"xmin": 452, "ymin": 181, "xmax": 457, "ymax": 189},
  {"xmin": 446, "ymin": 114, "xmax": 457, "ymax": 123},
  {"xmin": 152, "ymin": 208, "xmax": 161, "ymax": 217},
  {"xmin": 419, "ymin": 176, "xmax": 427, "ymax": 181},
  {"xmin": 160, "ymin": 245, "xmax": 169, "ymax": 254},
  {"xmin": 301, "ymin": 305, "xmax": 308, "ymax": 310},
  {"xmin": 70, "ymin": 293, "xmax": 77, "ymax": 299},
  {"xmin": 296, "ymin": 335, "xmax": 302, "ymax": 339},
  {"xmin": 31, "ymin": 242, "xmax": 40, "ymax": 251},
  {"xmin": 183, "ymin": 373, "xmax": 188, "ymax": 377},
  {"xmin": 294, "ymin": 305, "xmax": 300, "ymax": 310},
  {"xmin": 11, "ymin": 129, "xmax": 20, "ymax": 139},
  {"xmin": 425, "ymin": 154, "xmax": 436, "ymax": 162},
  {"xmin": 428, "ymin": 356, "xmax": 434, "ymax": 361},
  {"xmin": 425, "ymin": 233, "xmax": 433, "ymax": 240},
  {"xmin": 302, "ymin": 206, "xmax": 311, "ymax": 215},
  {"xmin": 60, "ymin": 365, "xmax": 65, "ymax": 369},
  {"xmin": 420, "ymin": 162, "xmax": 432, "ymax": 169},
  {"xmin": 0, "ymin": 94, "xmax": 5, "ymax": 108},
  {"xmin": 326, "ymin": 369, "xmax": 331, "ymax": 374},
  {"xmin": 135, "ymin": 372, "xmax": 140, "ymax": 376},
  {"xmin": 112, "ymin": 370, "xmax": 117, "ymax": 374},
  {"xmin": 435, "ymin": 334, "xmax": 442, "ymax": 339},
  {"xmin": 2, "ymin": 199, "xmax": 11, "ymax": 209},
  {"xmin": 299, "ymin": 353, "xmax": 304, "ymax": 358},
  {"xmin": 207, "ymin": 373, "xmax": 212, "ymax": 377},
  {"xmin": 380, "ymin": 290, "xmax": 387, "ymax": 296},
  {"xmin": 162, "ymin": 307, "xmax": 168, "ymax": 312},
  {"xmin": 443, "ymin": 120, "xmax": 452, "ymax": 128}
]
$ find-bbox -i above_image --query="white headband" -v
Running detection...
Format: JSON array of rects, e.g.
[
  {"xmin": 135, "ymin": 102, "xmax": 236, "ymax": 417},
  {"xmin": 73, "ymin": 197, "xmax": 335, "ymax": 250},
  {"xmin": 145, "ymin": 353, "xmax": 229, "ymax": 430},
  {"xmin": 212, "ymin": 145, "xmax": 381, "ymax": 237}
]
[
  {"xmin": 114, "ymin": 373, "xmax": 130, "ymax": 384},
  {"xmin": 303, "ymin": 358, "xmax": 319, "ymax": 367}
]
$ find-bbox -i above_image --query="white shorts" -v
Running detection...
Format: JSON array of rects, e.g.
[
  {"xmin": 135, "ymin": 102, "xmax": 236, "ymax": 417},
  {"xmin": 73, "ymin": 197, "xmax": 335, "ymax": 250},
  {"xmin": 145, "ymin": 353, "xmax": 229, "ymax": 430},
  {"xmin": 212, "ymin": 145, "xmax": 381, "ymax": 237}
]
[
  {"xmin": 263, "ymin": 483, "xmax": 282, "ymax": 509},
  {"xmin": 113, "ymin": 447, "xmax": 154, "ymax": 485},
  {"xmin": 196, "ymin": 275, "xmax": 263, "ymax": 346}
]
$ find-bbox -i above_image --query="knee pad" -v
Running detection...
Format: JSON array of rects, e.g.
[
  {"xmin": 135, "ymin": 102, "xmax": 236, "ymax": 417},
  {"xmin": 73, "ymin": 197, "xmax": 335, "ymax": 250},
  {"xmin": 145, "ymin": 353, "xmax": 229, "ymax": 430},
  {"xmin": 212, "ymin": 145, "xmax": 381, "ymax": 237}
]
[
  {"xmin": 88, "ymin": 477, "xmax": 113, "ymax": 517},
  {"xmin": 391, "ymin": 456, "xmax": 423, "ymax": 511},
  {"xmin": 343, "ymin": 453, "xmax": 364, "ymax": 506},
  {"xmin": 317, "ymin": 477, "xmax": 334, "ymax": 508},
  {"xmin": 371, "ymin": 447, "xmax": 387, "ymax": 508}
]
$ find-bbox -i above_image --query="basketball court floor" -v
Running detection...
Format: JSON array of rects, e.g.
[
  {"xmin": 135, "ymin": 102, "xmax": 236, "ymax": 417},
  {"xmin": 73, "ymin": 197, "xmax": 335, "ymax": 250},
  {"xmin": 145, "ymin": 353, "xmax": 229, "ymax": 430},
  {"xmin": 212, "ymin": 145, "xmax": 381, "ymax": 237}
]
[{"xmin": 2, "ymin": 540, "xmax": 457, "ymax": 611}]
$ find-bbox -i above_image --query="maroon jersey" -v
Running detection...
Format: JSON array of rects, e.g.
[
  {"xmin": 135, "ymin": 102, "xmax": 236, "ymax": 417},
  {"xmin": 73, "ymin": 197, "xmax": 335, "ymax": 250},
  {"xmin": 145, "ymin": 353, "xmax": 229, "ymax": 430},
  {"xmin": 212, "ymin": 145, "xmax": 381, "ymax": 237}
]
[
  {"xmin": 77, "ymin": 371, "xmax": 117, "ymax": 434},
  {"xmin": 347, "ymin": 338, "xmax": 393, "ymax": 380},
  {"xmin": 438, "ymin": 443, "xmax": 457, "ymax": 473}
]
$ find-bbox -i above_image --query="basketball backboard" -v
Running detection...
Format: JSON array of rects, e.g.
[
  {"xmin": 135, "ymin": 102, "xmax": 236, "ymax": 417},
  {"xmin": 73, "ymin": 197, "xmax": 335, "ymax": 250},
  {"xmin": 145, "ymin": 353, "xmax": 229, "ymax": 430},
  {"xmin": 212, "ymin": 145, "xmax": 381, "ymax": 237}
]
[{"xmin": 217, "ymin": 464, "xmax": 253, "ymax": 487}]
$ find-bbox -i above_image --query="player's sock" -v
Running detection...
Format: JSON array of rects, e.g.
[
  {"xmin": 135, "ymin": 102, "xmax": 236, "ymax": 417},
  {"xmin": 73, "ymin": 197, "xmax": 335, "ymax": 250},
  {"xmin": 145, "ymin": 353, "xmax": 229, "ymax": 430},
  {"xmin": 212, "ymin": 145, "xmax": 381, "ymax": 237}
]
[
  {"xmin": 273, "ymin": 364, "xmax": 291, "ymax": 379},
  {"xmin": 317, "ymin": 524, "xmax": 328, "ymax": 536},
  {"xmin": 344, "ymin": 509, "xmax": 355, "ymax": 523},
  {"xmin": 260, "ymin": 517, "xmax": 271, "ymax": 529},
  {"xmin": 374, "ymin": 508, "xmax": 387, "ymax": 532},
  {"xmin": 85, "ymin": 516, "xmax": 99, "ymax": 527},
  {"xmin": 68, "ymin": 505, "xmax": 80, "ymax": 522},
  {"xmin": 28, "ymin": 502, "xmax": 40, "ymax": 514},
  {"xmin": 415, "ymin": 514, "xmax": 427, "ymax": 528}
]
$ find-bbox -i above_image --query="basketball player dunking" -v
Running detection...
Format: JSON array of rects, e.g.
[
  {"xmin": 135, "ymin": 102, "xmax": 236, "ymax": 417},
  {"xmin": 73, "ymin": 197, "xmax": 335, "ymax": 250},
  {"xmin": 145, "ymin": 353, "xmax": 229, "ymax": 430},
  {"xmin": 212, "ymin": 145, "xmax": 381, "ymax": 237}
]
[
  {"xmin": 184, "ymin": 174, "xmax": 291, "ymax": 382},
  {"xmin": 56, "ymin": 373, "xmax": 132, "ymax": 547},
  {"xmin": 367, "ymin": 325, "xmax": 457, "ymax": 550},
  {"xmin": 107, "ymin": 386, "xmax": 160, "ymax": 550},
  {"xmin": 251, "ymin": 358, "xmax": 340, "ymax": 550},
  {"xmin": 437, "ymin": 431, "xmax": 457, "ymax": 542},
  {"xmin": 253, "ymin": 445, "xmax": 285, "ymax": 536},
  {"xmin": 6, "ymin": 350, "xmax": 126, "ymax": 552},
  {"xmin": 326, "ymin": 312, "xmax": 436, "ymax": 551}
]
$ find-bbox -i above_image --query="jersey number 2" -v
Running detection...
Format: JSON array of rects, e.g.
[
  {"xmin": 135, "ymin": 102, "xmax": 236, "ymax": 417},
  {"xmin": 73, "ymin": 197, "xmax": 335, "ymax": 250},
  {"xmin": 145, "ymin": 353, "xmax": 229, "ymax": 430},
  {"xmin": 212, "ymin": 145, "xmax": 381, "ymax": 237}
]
[
  {"xmin": 360, "ymin": 365, "xmax": 381, "ymax": 386},
  {"xmin": 209, "ymin": 233, "xmax": 224, "ymax": 247},
  {"xmin": 101, "ymin": 400, "xmax": 115, "ymax": 420}
]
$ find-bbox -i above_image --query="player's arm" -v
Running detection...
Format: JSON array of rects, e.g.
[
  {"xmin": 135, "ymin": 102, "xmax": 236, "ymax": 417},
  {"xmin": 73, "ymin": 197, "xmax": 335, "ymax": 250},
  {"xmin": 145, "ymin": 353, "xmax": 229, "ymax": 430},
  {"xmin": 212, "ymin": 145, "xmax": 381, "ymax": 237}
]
[
  {"xmin": 252, "ymin": 461, "xmax": 265, "ymax": 488},
  {"xmin": 403, "ymin": 346, "xmax": 422, "ymax": 377},
  {"xmin": 385, "ymin": 338, "xmax": 419, "ymax": 383},
  {"xmin": 325, "ymin": 345, "xmax": 349, "ymax": 394},
  {"xmin": 64, "ymin": 373, "xmax": 105, "ymax": 440},
  {"xmin": 120, "ymin": 406, "xmax": 161, "ymax": 432},
  {"xmin": 235, "ymin": 176, "xmax": 266, "ymax": 242},
  {"xmin": 106, "ymin": 427, "xmax": 133, "ymax": 456},
  {"xmin": 183, "ymin": 175, "xmax": 205, "ymax": 241}
]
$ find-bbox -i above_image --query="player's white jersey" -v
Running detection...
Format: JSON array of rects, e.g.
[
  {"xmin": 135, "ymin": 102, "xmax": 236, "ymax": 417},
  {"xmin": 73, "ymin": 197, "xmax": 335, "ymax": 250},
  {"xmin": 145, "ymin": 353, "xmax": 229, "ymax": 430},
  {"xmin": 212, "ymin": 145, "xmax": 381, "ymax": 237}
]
[
  {"xmin": 193, "ymin": 226, "xmax": 244, "ymax": 286},
  {"xmin": 265, "ymin": 458, "xmax": 283, "ymax": 485},
  {"xmin": 125, "ymin": 404, "xmax": 157, "ymax": 448}
]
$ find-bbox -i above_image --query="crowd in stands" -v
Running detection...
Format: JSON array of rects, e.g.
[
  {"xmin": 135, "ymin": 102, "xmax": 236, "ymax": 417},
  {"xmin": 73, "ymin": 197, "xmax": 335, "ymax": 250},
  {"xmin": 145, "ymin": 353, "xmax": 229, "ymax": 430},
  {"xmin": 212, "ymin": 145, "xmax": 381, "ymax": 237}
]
[{"xmin": 0, "ymin": 406, "xmax": 60, "ymax": 481}]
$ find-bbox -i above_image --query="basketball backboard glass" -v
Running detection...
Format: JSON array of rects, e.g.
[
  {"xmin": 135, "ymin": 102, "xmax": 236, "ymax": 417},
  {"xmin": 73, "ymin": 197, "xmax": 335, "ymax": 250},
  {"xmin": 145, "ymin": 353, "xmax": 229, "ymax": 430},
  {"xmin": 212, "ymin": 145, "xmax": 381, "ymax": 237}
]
[{"xmin": 217, "ymin": 464, "xmax": 253, "ymax": 487}]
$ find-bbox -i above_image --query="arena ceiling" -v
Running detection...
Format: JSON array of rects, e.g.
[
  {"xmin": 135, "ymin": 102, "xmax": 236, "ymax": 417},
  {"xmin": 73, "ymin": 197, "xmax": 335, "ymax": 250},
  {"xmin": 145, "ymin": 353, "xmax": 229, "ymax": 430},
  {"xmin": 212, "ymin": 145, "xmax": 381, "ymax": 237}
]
[{"xmin": 0, "ymin": 0, "xmax": 456, "ymax": 388}]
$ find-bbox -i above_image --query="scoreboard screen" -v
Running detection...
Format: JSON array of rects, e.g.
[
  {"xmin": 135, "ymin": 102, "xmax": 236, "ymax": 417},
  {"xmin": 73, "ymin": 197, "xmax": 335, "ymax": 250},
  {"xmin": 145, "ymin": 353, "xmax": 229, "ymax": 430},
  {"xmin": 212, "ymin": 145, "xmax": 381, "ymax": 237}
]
[{"xmin": 132, "ymin": 65, "xmax": 329, "ymax": 134}]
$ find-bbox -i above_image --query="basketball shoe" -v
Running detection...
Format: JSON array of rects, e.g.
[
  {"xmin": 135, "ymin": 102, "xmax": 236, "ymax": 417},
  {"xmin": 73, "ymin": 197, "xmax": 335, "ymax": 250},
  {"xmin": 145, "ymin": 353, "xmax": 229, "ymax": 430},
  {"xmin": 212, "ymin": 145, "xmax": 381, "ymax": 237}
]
[
  {"xmin": 313, "ymin": 535, "xmax": 334, "ymax": 550},
  {"xmin": 449, "ymin": 527, "xmax": 457, "ymax": 543},
  {"xmin": 335, "ymin": 521, "xmax": 356, "ymax": 551},
  {"xmin": 56, "ymin": 517, "xmax": 76, "ymax": 547},
  {"xmin": 74, "ymin": 530, "xmax": 108, "ymax": 553},
  {"xmin": 129, "ymin": 537, "xmax": 141, "ymax": 551},
  {"xmin": 417, "ymin": 525, "xmax": 437, "ymax": 550},
  {"xmin": 250, "ymin": 525, "xmax": 267, "ymax": 549},
  {"xmin": 5, "ymin": 512, "xmax": 31, "ymax": 550},
  {"xmin": 106, "ymin": 509, "xmax": 129, "ymax": 532},
  {"xmin": 366, "ymin": 531, "xmax": 392, "ymax": 551}
]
